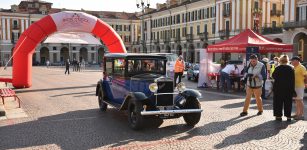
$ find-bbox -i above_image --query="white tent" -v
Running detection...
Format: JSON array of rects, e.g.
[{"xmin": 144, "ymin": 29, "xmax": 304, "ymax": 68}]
[
  {"xmin": 197, "ymin": 48, "xmax": 220, "ymax": 87},
  {"xmin": 43, "ymin": 32, "xmax": 102, "ymax": 45}
]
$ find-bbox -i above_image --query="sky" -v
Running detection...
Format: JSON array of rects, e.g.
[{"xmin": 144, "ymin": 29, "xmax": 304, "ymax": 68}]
[{"xmin": 1, "ymin": 0, "xmax": 166, "ymax": 12}]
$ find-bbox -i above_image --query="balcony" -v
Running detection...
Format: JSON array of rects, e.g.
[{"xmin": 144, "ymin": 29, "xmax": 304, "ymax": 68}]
[
  {"xmin": 223, "ymin": 10, "xmax": 230, "ymax": 17},
  {"xmin": 261, "ymin": 27, "xmax": 283, "ymax": 35},
  {"xmin": 163, "ymin": 38, "xmax": 170, "ymax": 44},
  {"xmin": 175, "ymin": 36, "xmax": 181, "ymax": 43},
  {"xmin": 153, "ymin": 39, "xmax": 159, "ymax": 44},
  {"xmin": 12, "ymin": 25, "xmax": 19, "ymax": 30},
  {"xmin": 219, "ymin": 30, "xmax": 230, "ymax": 39},
  {"xmin": 132, "ymin": 41, "xmax": 140, "ymax": 45},
  {"xmin": 198, "ymin": 32, "xmax": 208, "ymax": 41},
  {"xmin": 284, "ymin": 20, "xmax": 307, "ymax": 30},
  {"xmin": 186, "ymin": 34, "xmax": 193, "ymax": 42},
  {"xmin": 270, "ymin": 10, "xmax": 282, "ymax": 16}
]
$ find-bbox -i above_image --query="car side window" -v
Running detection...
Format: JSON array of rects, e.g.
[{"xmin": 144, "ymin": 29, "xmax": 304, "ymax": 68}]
[
  {"xmin": 105, "ymin": 59, "xmax": 113, "ymax": 76},
  {"xmin": 114, "ymin": 58, "xmax": 125, "ymax": 76}
]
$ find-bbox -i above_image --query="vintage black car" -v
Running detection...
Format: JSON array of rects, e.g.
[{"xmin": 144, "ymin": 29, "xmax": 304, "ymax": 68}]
[{"xmin": 96, "ymin": 53, "xmax": 202, "ymax": 130}]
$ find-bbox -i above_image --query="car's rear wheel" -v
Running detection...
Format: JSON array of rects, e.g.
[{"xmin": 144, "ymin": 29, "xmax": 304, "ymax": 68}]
[
  {"xmin": 183, "ymin": 97, "xmax": 201, "ymax": 126},
  {"xmin": 128, "ymin": 101, "xmax": 144, "ymax": 130},
  {"xmin": 98, "ymin": 90, "xmax": 107, "ymax": 112}
]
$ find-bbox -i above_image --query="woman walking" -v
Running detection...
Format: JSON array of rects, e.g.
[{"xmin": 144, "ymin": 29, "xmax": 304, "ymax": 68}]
[{"xmin": 272, "ymin": 55, "xmax": 295, "ymax": 121}]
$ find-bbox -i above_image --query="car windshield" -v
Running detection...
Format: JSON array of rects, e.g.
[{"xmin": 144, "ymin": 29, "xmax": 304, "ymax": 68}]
[
  {"xmin": 166, "ymin": 54, "xmax": 178, "ymax": 61},
  {"xmin": 127, "ymin": 59, "xmax": 165, "ymax": 75},
  {"xmin": 156, "ymin": 54, "xmax": 178, "ymax": 61}
]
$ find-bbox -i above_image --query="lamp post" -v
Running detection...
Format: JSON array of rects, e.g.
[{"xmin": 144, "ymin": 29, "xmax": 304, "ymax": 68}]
[{"xmin": 136, "ymin": 0, "xmax": 150, "ymax": 53}]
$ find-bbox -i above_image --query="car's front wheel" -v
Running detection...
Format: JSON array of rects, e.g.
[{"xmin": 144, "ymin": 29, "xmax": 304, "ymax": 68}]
[
  {"xmin": 98, "ymin": 90, "xmax": 107, "ymax": 112},
  {"xmin": 128, "ymin": 101, "xmax": 144, "ymax": 130},
  {"xmin": 183, "ymin": 97, "xmax": 201, "ymax": 126}
]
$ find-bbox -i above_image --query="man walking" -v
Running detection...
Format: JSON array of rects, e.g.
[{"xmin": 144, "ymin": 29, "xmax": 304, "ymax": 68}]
[
  {"xmin": 65, "ymin": 59, "xmax": 70, "ymax": 75},
  {"xmin": 174, "ymin": 55, "xmax": 185, "ymax": 87},
  {"xmin": 291, "ymin": 56, "xmax": 306, "ymax": 120}
]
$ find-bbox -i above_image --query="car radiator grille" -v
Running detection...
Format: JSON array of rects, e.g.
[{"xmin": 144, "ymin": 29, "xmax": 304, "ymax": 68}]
[{"xmin": 156, "ymin": 81, "xmax": 174, "ymax": 106}]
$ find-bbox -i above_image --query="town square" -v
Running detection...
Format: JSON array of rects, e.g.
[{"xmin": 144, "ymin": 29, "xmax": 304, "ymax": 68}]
[{"xmin": 0, "ymin": 0, "xmax": 306, "ymax": 149}]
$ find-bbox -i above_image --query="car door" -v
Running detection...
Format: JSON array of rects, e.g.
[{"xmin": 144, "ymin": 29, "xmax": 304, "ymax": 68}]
[
  {"xmin": 111, "ymin": 58, "xmax": 128, "ymax": 104},
  {"xmin": 103, "ymin": 58, "xmax": 116, "ymax": 102}
]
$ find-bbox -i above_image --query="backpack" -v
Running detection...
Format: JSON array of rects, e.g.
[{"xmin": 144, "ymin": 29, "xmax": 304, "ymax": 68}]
[{"xmin": 242, "ymin": 63, "xmax": 251, "ymax": 84}]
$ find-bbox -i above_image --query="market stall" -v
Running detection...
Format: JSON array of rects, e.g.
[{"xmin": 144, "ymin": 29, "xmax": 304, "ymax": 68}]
[{"xmin": 198, "ymin": 29, "xmax": 293, "ymax": 88}]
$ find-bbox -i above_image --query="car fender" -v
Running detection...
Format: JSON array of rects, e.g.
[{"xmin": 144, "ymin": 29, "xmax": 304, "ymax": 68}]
[
  {"xmin": 178, "ymin": 89, "xmax": 202, "ymax": 99},
  {"xmin": 120, "ymin": 92, "xmax": 148, "ymax": 110},
  {"xmin": 96, "ymin": 80, "xmax": 103, "ymax": 96},
  {"xmin": 175, "ymin": 89, "xmax": 201, "ymax": 107}
]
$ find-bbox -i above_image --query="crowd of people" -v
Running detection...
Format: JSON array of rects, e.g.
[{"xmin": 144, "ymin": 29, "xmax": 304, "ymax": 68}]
[
  {"xmin": 238, "ymin": 54, "xmax": 306, "ymax": 121},
  {"xmin": 64, "ymin": 59, "xmax": 86, "ymax": 75},
  {"xmin": 174, "ymin": 53, "xmax": 306, "ymax": 121}
]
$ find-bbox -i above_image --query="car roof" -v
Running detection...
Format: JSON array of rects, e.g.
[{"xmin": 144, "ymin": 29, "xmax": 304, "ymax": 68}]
[{"xmin": 104, "ymin": 53, "xmax": 167, "ymax": 59}]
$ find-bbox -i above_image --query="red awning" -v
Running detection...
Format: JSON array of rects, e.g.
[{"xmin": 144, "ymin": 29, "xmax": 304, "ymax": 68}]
[{"xmin": 207, "ymin": 29, "xmax": 293, "ymax": 53}]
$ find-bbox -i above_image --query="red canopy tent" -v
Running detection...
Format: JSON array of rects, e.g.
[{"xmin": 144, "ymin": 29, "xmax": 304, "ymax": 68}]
[{"xmin": 207, "ymin": 29, "xmax": 293, "ymax": 53}]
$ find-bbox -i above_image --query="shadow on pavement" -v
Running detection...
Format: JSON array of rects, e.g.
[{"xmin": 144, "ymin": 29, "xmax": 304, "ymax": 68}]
[
  {"xmin": 214, "ymin": 120, "xmax": 294, "ymax": 149},
  {"xmin": 177, "ymin": 115, "xmax": 256, "ymax": 141},
  {"xmin": 15, "ymin": 84, "xmax": 96, "ymax": 93},
  {"xmin": 50, "ymin": 91, "xmax": 95, "ymax": 97},
  {"xmin": 0, "ymin": 108, "xmax": 192, "ymax": 149},
  {"xmin": 301, "ymin": 132, "xmax": 307, "ymax": 150},
  {"xmin": 221, "ymin": 99, "xmax": 273, "ymax": 110}
]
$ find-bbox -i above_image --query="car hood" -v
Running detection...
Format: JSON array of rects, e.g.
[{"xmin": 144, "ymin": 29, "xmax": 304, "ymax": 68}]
[{"xmin": 131, "ymin": 73, "xmax": 163, "ymax": 81}]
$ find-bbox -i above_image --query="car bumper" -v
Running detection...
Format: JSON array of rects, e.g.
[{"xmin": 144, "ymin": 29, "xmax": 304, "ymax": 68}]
[{"xmin": 140, "ymin": 109, "xmax": 202, "ymax": 116}]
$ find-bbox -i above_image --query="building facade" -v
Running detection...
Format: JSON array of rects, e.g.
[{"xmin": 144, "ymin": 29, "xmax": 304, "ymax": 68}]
[
  {"xmin": 0, "ymin": 0, "xmax": 140, "ymax": 66},
  {"xmin": 143, "ymin": 0, "xmax": 216, "ymax": 63},
  {"xmin": 283, "ymin": 0, "xmax": 307, "ymax": 61},
  {"xmin": 143, "ymin": 0, "xmax": 287, "ymax": 63}
]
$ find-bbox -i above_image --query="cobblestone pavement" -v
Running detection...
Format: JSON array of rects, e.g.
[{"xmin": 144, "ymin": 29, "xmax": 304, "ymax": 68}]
[{"xmin": 0, "ymin": 67, "xmax": 306, "ymax": 150}]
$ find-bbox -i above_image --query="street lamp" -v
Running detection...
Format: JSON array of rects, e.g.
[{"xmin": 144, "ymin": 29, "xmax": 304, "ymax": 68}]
[{"xmin": 136, "ymin": 0, "xmax": 150, "ymax": 53}]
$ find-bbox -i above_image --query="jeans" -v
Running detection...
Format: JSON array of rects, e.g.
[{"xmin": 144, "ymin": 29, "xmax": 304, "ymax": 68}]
[
  {"xmin": 220, "ymin": 72, "xmax": 231, "ymax": 92},
  {"xmin": 174, "ymin": 72, "xmax": 183, "ymax": 87}
]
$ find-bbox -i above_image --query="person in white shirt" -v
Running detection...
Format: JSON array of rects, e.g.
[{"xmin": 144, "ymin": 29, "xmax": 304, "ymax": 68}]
[{"xmin": 220, "ymin": 63, "xmax": 235, "ymax": 92}]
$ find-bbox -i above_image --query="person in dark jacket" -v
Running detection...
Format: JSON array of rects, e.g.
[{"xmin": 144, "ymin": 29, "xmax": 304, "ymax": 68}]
[
  {"xmin": 65, "ymin": 59, "xmax": 70, "ymax": 75},
  {"xmin": 260, "ymin": 58, "xmax": 269, "ymax": 99},
  {"xmin": 272, "ymin": 55, "xmax": 295, "ymax": 121}
]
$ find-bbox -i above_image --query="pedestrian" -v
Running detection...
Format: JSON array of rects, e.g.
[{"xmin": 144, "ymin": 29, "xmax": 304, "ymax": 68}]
[
  {"xmin": 65, "ymin": 59, "xmax": 70, "ymax": 75},
  {"xmin": 270, "ymin": 57, "xmax": 279, "ymax": 78},
  {"xmin": 260, "ymin": 58, "xmax": 269, "ymax": 99},
  {"xmin": 291, "ymin": 56, "xmax": 306, "ymax": 120},
  {"xmin": 77, "ymin": 60, "xmax": 81, "ymax": 72},
  {"xmin": 46, "ymin": 59, "xmax": 50, "ymax": 68},
  {"xmin": 81, "ymin": 59, "xmax": 86, "ymax": 71},
  {"xmin": 272, "ymin": 55, "xmax": 295, "ymax": 121},
  {"xmin": 220, "ymin": 62, "xmax": 235, "ymax": 92},
  {"xmin": 240, "ymin": 54, "xmax": 264, "ymax": 116},
  {"xmin": 174, "ymin": 55, "xmax": 185, "ymax": 87},
  {"xmin": 72, "ymin": 59, "xmax": 77, "ymax": 72}
]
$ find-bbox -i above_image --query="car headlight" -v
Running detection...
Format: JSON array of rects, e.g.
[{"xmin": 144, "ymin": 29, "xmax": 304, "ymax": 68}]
[
  {"xmin": 177, "ymin": 82, "xmax": 186, "ymax": 92},
  {"xmin": 149, "ymin": 83, "xmax": 158, "ymax": 93}
]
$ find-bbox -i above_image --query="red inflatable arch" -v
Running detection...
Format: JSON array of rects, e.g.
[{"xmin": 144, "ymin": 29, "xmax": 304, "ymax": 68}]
[{"xmin": 1, "ymin": 11, "xmax": 126, "ymax": 88}]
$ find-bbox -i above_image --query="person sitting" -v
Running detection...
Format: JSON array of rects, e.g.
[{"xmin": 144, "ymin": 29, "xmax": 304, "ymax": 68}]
[{"xmin": 230, "ymin": 64, "xmax": 241, "ymax": 91}]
